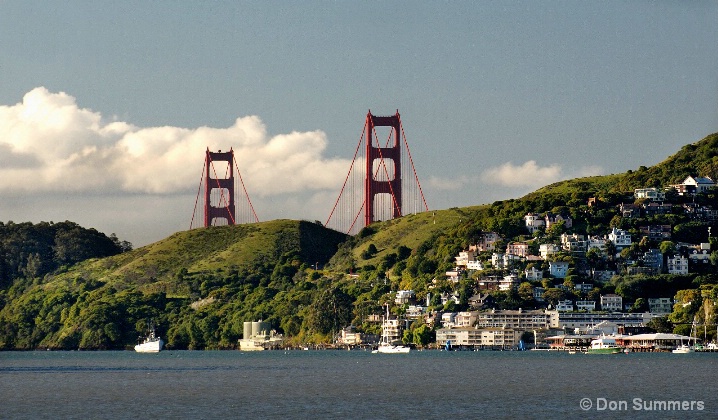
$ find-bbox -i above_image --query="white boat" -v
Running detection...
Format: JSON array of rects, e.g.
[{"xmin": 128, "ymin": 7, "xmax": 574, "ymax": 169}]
[
  {"xmin": 673, "ymin": 317, "xmax": 697, "ymax": 353},
  {"xmin": 586, "ymin": 336, "xmax": 622, "ymax": 354},
  {"xmin": 134, "ymin": 323, "xmax": 164, "ymax": 353},
  {"xmin": 372, "ymin": 305, "xmax": 410, "ymax": 354},
  {"xmin": 672, "ymin": 344, "xmax": 694, "ymax": 354}
]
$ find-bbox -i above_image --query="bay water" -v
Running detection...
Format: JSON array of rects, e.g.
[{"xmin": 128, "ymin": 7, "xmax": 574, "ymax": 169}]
[{"xmin": 1, "ymin": 350, "xmax": 715, "ymax": 419}]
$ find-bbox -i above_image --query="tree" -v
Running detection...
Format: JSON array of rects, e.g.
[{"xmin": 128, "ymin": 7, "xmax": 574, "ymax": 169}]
[
  {"xmin": 412, "ymin": 324, "xmax": 433, "ymax": 347},
  {"xmin": 659, "ymin": 241, "xmax": 677, "ymax": 256},
  {"xmin": 542, "ymin": 288, "xmax": 568, "ymax": 307},
  {"xmin": 646, "ymin": 316, "xmax": 673, "ymax": 333}
]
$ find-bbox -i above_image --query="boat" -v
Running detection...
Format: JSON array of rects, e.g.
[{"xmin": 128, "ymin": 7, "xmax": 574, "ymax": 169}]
[
  {"xmin": 585, "ymin": 336, "xmax": 621, "ymax": 354},
  {"xmin": 672, "ymin": 344, "xmax": 694, "ymax": 354},
  {"xmin": 673, "ymin": 317, "xmax": 697, "ymax": 353},
  {"xmin": 372, "ymin": 305, "xmax": 410, "ymax": 354},
  {"xmin": 134, "ymin": 322, "xmax": 164, "ymax": 353}
]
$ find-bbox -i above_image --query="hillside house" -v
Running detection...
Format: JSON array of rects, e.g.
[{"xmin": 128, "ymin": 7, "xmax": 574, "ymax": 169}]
[
  {"xmin": 620, "ymin": 203, "xmax": 642, "ymax": 218},
  {"xmin": 670, "ymin": 176, "xmax": 716, "ymax": 195},
  {"xmin": 576, "ymin": 300, "xmax": 596, "ymax": 311},
  {"xmin": 477, "ymin": 232, "xmax": 501, "ymax": 252},
  {"xmin": 689, "ymin": 244, "xmax": 711, "ymax": 266},
  {"xmin": 608, "ymin": 228, "xmax": 632, "ymax": 249},
  {"xmin": 545, "ymin": 212, "xmax": 573, "ymax": 230},
  {"xmin": 395, "ymin": 290, "xmax": 416, "ymax": 305},
  {"xmin": 600, "ymin": 294, "xmax": 623, "ymax": 312},
  {"xmin": 634, "ymin": 187, "xmax": 665, "ymax": 201},
  {"xmin": 587, "ymin": 237, "xmax": 608, "ymax": 252},
  {"xmin": 666, "ymin": 254, "xmax": 689, "ymax": 275},
  {"xmin": 642, "ymin": 249, "xmax": 663, "ymax": 272},
  {"xmin": 525, "ymin": 266, "xmax": 543, "ymax": 281},
  {"xmin": 555, "ymin": 300, "xmax": 574, "ymax": 312},
  {"xmin": 639, "ymin": 225, "xmax": 671, "ymax": 241},
  {"xmin": 549, "ymin": 261, "xmax": 569, "ymax": 278},
  {"xmin": 455, "ymin": 250, "xmax": 477, "ymax": 269},
  {"xmin": 592, "ymin": 270, "xmax": 616, "ymax": 282},
  {"xmin": 468, "ymin": 293, "xmax": 495, "ymax": 310},
  {"xmin": 682, "ymin": 203, "xmax": 718, "ymax": 222},
  {"xmin": 648, "ymin": 298, "xmax": 673, "ymax": 314},
  {"xmin": 506, "ymin": 242, "xmax": 530, "ymax": 258},
  {"xmin": 524, "ymin": 213, "xmax": 545, "ymax": 233},
  {"xmin": 540, "ymin": 243, "xmax": 560, "ymax": 259},
  {"xmin": 643, "ymin": 202, "xmax": 673, "ymax": 217},
  {"xmin": 499, "ymin": 274, "xmax": 519, "ymax": 291}
]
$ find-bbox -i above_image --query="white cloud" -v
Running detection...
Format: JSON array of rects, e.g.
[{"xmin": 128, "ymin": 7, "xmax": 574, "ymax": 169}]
[
  {"xmin": 0, "ymin": 87, "xmax": 351, "ymax": 196},
  {"xmin": 427, "ymin": 175, "xmax": 479, "ymax": 191},
  {"xmin": 480, "ymin": 160, "xmax": 606, "ymax": 189},
  {"xmin": 481, "ymin": 160, "xmax": 563, "ymax": 188}
]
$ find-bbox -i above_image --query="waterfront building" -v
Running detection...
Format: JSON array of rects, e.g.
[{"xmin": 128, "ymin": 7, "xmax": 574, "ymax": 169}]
[
  {"xmin": 550, "ymin": 310, "xmax": 655, "ymax": 330},
  {"xmin": 435, "ymin": 326, "xmax": 522, "ymax": 350},
  {"xmin": 476, "ymin": 309, "xmax": 552, "ymax": 330}
]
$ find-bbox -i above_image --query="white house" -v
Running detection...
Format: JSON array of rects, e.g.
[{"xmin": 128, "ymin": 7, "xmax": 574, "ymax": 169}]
[
  {"xmin": 525, "ymin": 266, "xmax": 544, "ymax": 281},
  {"xmin": 608, "ymin": 228, "xmax": 631, "ymax": 249},
  {"xmin": 556, "ymin": 300, "xmax": 574, "ymax": 312},
  {"xmin": 395, "ymin": 290, "xmax": 415, "ymax": 305},
  {"xmin": 666, "ymin": 255, "xmax": 688, "ymax": 275},
  {"xmin": 648, "ymin": 298, "xmax": 673, "ymax": 314},
  {"xmin": 634, "ymin": 187, "xmax": 665, "ymax": 201},
  {"xmin": 540, "ymin": 243, "xmax": 560, "ymax": 259},
  {"xmin": 587, "ymin": 237, "xmax": 607, "ymax": 252},
  {"xmin": 466, "ymin": 260, "xmax": 484, "ymax": 271},
  {"xmin": 524, "ymin": 213, "xmax": 545, "ymax": 233},
  {"xmin": 600, "ymin": 294, "xmax": 623, "ymax": 312},
  {"xmin": 671, "ymin": 176, "xmax": 716, "ymax": 195},
  {"xmin": 549, "ymin": 261, "xmax": 569, "ymax": 278},
  {"xmin": 499, "ymin": 274, "xmax": 519, "ymax": 291},
  {"xmin": 576, "ymin": 300, "xmax": 596, "ymax": 311},
  {"xmin": 477, "ymin": 232, "xmax": 501, "ymax": 252},
  {"xmin": 455, "ymin": 250, "xmax": 477, "ymax": 268}
]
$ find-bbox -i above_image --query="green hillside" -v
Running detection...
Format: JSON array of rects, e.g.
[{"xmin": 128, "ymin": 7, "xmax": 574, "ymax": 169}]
[{"xmin": 1, "ymin": 132, "xmax": 717, "ymax": 350}]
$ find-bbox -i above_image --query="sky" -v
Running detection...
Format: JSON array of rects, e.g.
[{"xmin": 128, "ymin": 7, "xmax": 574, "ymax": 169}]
[{"xmin": 1, "ymin": 1, "xmax": 717, "ymax": 247}]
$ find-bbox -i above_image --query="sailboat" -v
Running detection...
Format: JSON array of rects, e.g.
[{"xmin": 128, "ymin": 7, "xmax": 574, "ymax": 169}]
[
  {"xmin": 372, "ymin": 305, "xmax": 410, "ymax": 354},
  {"xmin": 673, "ymin": 317, "xmax": 697, "ymax": 354}
]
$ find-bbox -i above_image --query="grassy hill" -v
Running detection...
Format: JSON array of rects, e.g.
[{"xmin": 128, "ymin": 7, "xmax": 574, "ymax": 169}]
[{"xmin": 1, "ymin": 132, "xmax": 717, "ymax": 350}]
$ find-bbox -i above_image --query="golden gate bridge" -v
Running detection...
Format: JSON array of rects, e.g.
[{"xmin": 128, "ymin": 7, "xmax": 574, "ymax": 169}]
[{"xmin": 190, "ymin": 110, "xmax": 428, "ymax": 234}]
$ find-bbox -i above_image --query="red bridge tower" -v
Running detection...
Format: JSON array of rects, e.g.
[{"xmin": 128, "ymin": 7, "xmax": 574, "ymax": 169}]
[{"xmin": 365, "ymin": 111, "xmax": 402, "ymax": 227}]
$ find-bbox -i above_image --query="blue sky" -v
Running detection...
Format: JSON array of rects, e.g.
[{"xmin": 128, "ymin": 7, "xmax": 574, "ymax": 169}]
[{"xmin": 1, "ymin": 1, "xmax": 717, "ymax": 246}]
